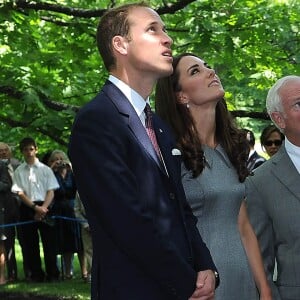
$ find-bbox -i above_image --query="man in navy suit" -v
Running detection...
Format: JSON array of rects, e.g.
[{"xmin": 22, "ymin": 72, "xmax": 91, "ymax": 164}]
[{"xmin": 69, "ymin": 3, "xmax": 218, "ymax": 300}]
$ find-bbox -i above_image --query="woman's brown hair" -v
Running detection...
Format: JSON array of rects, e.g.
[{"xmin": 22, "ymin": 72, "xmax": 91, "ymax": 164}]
[{"xmin": 155, "ymin": 53, "xmax": 249, "ymax": 182}]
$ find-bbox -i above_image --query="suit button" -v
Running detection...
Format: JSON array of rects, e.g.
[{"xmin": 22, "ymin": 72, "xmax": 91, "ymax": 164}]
[{"xmin": 169, "ymin": 192, "xmax": 175, "ymax": 200}]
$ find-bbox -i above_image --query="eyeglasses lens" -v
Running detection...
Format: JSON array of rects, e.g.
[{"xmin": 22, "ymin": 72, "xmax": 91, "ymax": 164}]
[{"xmin": 264, "ymin": 140, "xmax": 282, "ymax": 147}]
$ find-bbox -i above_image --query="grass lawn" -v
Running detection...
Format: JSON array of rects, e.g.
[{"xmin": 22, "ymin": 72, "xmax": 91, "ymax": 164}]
[{"xmin": 0, "ymin": 239, "xmax": 91, "ymax": 299}]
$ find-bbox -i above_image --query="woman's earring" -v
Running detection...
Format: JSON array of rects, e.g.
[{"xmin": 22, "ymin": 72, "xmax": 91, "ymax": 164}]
[{"xmin": 186, "ymin": 103, "xmax": 190, "ymax": 109}]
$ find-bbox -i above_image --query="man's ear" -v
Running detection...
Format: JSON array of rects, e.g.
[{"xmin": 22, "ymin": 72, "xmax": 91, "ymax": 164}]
[
  {"xmin": 271, "ymin": 111, "xmax": 285, "ymax": 130},
  {"xmin": 112, "ymin": 35, "xmax": 128, "ymax": 55}
]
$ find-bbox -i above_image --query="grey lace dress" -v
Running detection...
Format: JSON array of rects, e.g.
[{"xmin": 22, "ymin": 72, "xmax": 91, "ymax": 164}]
[{"xmin": 181, "ymin": 145, "xmax": 259, "ymax": 299}]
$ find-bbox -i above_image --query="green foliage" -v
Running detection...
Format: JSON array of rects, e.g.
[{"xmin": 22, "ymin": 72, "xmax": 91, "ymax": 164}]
[{"xmin": 0, "ymin": 0, "xmax": 299, "ymax": 152}]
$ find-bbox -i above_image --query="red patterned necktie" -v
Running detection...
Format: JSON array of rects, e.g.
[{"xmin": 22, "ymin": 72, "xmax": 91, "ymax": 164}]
[{"xmin": 144, "ymin": 103, "xmax": 161, "ymax": 160}]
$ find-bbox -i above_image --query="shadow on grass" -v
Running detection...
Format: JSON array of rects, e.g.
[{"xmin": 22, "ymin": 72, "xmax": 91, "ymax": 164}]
[
  {"xmin": 0, "ymin": 278, "xmax": 90, "ymax": 300},
  {"xmin": 0, "ymin": 292, "xmax": 76, "ymax": 299},
  {"xmin": 3, "ymin": 241, "xmax": 91, "ymax": 300}
]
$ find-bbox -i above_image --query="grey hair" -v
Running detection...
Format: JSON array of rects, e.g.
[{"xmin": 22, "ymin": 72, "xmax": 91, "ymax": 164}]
[
  {"xmin": 49, "ymin": 149, "xmax": 70, "ymax": 164},
  {"xmin": 0, "ymin": 142, "xmax": 11, "ymax": 152},
  {"xmin": 266, "ymin": 75, "xmax": 300, "ymax": 126}
]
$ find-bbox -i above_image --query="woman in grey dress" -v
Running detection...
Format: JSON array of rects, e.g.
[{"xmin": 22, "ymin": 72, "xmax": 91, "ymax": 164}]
[{"xmin": 155, "ymin": 53, "xmax": 272, "ymax": 300}]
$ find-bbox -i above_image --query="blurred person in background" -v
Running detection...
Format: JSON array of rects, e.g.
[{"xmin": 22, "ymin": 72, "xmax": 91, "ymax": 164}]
[
  {"xmin": 243, "ymin": 129, "xmax": 266, "ymax": 172},
  {"xmin": 74, "ymin": 192, "xmax": 92, "ymax": 283},
  {"xmin": 48, "ymin": 150, "xmax": 86, "ymax": 280},
  {"xmin": 260, "ymin": 125, "xmax": 284, "ymax": 158},
  {"xmin": 0, "ymin": 142, "xmax": 20, "ymax": 282},
  {"xmin": 12, "ymin": 137, "xmax": 59, "ymax": 282},
  {"xmin": 0, "ymin": 160, "xmax": 14, "ymax": 285}
]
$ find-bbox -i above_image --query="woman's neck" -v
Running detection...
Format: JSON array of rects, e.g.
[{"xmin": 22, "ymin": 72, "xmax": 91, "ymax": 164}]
[{"xmin": 191, "ymin": 105, "xmax": 217, "ymax": 148}]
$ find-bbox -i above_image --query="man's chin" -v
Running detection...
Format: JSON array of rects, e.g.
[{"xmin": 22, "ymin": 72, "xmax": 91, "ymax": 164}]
[{"xmin": 159, "ymin": 66, "xmax": 173, "ymax": 78}]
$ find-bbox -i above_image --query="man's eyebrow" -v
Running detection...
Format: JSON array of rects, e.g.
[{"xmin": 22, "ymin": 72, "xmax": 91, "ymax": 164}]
[
  {"xmin": 146, "ymin": 20, "xmax": 166, "ymax": 29},
  {"xmin": 148, "ymin": 21, "xmax": 159, "ymax": 26}
]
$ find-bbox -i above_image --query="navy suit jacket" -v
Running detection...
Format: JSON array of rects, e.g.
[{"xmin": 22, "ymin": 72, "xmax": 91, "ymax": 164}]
[{"xmin": 69, "ymin": 81, "xmax": 216, "ymax": 300}]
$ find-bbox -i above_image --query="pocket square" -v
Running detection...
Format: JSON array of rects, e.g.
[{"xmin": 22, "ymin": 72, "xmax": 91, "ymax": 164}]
[{"xmin": 172, "ymin": 148, "xmax": 181, "ymax": 156}]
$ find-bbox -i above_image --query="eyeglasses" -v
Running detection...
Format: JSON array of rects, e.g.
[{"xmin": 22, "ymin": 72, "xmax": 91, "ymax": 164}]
[{"xmin": 264, "ymin": 140, "xmax": 282, "ymax": 147}]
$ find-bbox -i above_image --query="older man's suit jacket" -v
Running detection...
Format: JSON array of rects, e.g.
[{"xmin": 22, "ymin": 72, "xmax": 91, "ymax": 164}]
[
  {"xmin": 69, "ymin": 81, "xmax": 216, "ymax": 300},
  {"xmin": 246, "ymin": 145, "xmax": 300, "ymax": 300}
]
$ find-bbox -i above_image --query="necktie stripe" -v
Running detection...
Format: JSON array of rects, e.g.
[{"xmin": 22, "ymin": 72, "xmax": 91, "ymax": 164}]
[{"xmin": 144, "ymin": 104, "xmax": 161, "ymax": 160}]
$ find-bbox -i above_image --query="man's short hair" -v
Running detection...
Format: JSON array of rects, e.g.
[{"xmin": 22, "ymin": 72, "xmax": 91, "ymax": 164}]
[
  {"xmin": 96, "ymin": 2, "xmax": 149, "ymax": 71},
  {"xmin": 19, "ymin": 137, "xmax": 37, "ymax": 152}
]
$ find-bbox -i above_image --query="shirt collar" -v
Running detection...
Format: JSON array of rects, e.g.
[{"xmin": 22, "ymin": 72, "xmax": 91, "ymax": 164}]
[
  {"xmin": 25, "ymin": 158, "xmax": 40, "ymax": 168},
  {"xmin": 285, "ymin": 138, "xmax": 300, "ymax": 173},
  {"xmin": 108, "ymin": 75, "xmax": 148, "ymax": 118}
]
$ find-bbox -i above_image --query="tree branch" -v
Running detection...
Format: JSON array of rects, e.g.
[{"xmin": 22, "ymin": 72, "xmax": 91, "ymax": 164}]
[
  {"xmin": 0, "ymin": 84, "xmax": 270, "ymax": 121},
  {"xmin": 0, "ymin": 85, "xmax": 79, "ymax": 112},
  {"xmin": 0, "ymin": 115, "xmax": 68, "ymax": 146},
  {"xmin": 156, "ymin": 0, "xmax": 198, "ymax": 15},
  {"xmin": 13, "ymin": 0, "xmax": 198, "ymax": 18},
  {"xmin": 231, "ymin": 110, "xmax": 270, "ymax": 120},
  {"xmin": 36, "ymin": 127, "xmax": 68, "ymax": 146},
  {"xmin": 14, "ymin": 0, "xmax": 106, "ymax": 18}
]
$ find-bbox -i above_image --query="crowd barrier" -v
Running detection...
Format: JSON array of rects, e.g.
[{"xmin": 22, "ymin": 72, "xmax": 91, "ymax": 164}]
[{"xmin": 0, "ymin": 215, "xmax": 88, "ymax": 229}]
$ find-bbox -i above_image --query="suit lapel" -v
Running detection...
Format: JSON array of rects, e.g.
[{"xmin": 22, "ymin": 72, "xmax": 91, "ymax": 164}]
[
  {"xmin": 271, "ymin": 146, "xmax": 300, "ymax": 200},
  {"xmin": 102, "ymin": 81, "xmax": 166, "ymax": 174}
]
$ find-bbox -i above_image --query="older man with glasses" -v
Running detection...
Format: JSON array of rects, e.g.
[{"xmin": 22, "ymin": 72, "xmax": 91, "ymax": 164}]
[{"xmin": 246, "ymin": 75, "xmax": 300, "ymax": 300}]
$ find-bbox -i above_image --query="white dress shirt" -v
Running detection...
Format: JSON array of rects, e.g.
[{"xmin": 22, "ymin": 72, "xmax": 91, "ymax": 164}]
[
  {"xmin": 108, "ymin": 75, "xmax": 168, "ymax": 176},
  {"xmin": 108, "ymin": 75, "xmax": 149, "ymax": 126},
  {"xmin": 12, "ymin": 158, "xmax": 59, "ymax": 202},
  {"xmin": 285, "ymin": 138, "xmax": 300, "ymax": 174}
]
